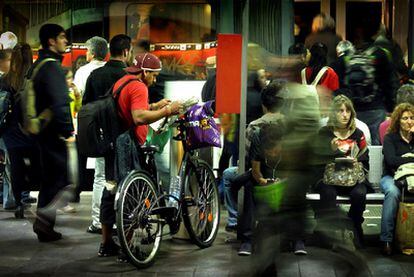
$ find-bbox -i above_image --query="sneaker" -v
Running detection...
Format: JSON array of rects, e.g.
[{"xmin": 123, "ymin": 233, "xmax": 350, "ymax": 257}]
[
  {"xmin": 87, "ymin": 225, "xmax": 102, "ymax": 234},
  {"xmin": 98, "ymin": 241, "xmax": 120, "ymax": 257},
  {"xmin": 225, "ymin": 224, "xmax": 237, "ymax": 233},
  {"xmin": 59, "ymin": 204, "xmax": 76, "ymax": 213},
  {"xmin": 294, "ymin": 240, "xmax": 307, "ymax": 255},
  {"xmin": 21, "ymin": 196, "xmax": 37, "ymax": 204},
  {"xmin": 238, "ymin": 242, "xmax": 252, "ymax": 256}
]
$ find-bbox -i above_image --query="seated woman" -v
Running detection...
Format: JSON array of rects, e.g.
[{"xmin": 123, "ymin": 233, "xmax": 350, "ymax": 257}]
[
  {"xmin": 380, "ymin": 103, "xmax": 414, "ymax": 255},
  {"xmin": 316, "ymin": 95, "xmax": 369, "ymax": 246}
]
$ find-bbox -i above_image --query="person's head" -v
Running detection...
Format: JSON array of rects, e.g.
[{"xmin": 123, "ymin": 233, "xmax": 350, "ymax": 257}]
[
  {"xmin": 85, "ymin": 36, "xmax": 108, "ymax": 62},
  {"xmin": 327, "ymin": 95, "xmax": 356, "ymax": 131},
  {"xmin": 288, "ymin": 43, "xmax": 310, "ymax": 63},
  {"xmin": 308, "ymin": 42, "xmax": 328, "ymax": 67},
  {"xmin": 396, "ymin": 84, "xmax": 414, "ymax": 105},
  {"xmin": 336, "ymin": 40, "xmax": 355, "ymax": 57},
  {"xmin": 311, "ymin": 13, "xmax": 335, "ymax": 33},
  {"xmin": 39, "ymin": 24, "xmax": 67, "ymax": 54},
  {"xmin": 109, "ymin": 34, "xmax": 132, "ymax": 62},
  {"xmin": 62, "ymin": 67, "xmax": 73, "ymax": 87},
  {"xmin": 260, "ymin": 123, "xmax": 284, "ymax": 161},
  {"xmin": 388, "ymin": 103, "xmax": 414, "ymax": 134},
  {"xmin": 0, "ymin": 49, "xmax": 12, "ymax": 74},
  {"xmin": 3, "ymin": 43, "xmax": 33, "ymax": 91},
  {"xmin": 0, "ymin": 31, "xmax": 18, "ymax": 50},
  {"xmin": 125, "ymin": 52, "xmax": 162, "ymax": 87},
  {"xmin": 135, "ymin": 39, "xmax": 150, "ymax": 54},
  {"xmin": 251, "ymin": 69, "xmax": 267, "ymax": 91},
  {"xmin": 261, "ymin": 80, "xmax": 285, "ymax": 113}
]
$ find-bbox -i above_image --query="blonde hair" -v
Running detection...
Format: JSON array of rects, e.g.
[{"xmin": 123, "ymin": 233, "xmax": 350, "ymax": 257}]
[
  {"xmin": 312, "ymin": 13, "xmax": 335, "ymax": 32},
  {"xmin": 327, "ymin": 95, "xmax": 356, "ymax": 131}
]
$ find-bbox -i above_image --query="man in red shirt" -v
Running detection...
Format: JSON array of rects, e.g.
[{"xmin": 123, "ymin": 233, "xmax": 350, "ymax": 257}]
[{"xmin": 98, "ymin": 53, "xmax": 183, "ymax": 258}]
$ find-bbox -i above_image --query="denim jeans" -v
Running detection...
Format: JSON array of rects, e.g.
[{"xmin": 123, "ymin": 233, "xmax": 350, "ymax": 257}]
[
  {"xmin": 357, "ymin": 109, "xmax": 386, "ymax": 146},
  {"xmin": 380, "ymin": 175, "xmax": 401, "ymax": 242},
  {"xmin": 223, "ymin": 166, "xmax": 239, "ymax": 226},
  {"xmin": 0, "ymin": 139, "xmax": 15, "ymax": 209}
]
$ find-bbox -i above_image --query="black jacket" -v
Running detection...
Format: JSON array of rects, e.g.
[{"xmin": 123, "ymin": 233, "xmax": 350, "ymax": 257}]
[
  {"xmin": 30, "ymin": 49, "xmax": 73, "ymax": 138},
  {"xmin": 82, "ymin": 60, "xmax": 127, "ymax": 104}
]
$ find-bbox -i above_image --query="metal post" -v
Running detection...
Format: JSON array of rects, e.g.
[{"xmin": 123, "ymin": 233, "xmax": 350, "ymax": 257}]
[
  {"xmin": 280, "ymin": 0, "xmax": 294, "ymax": 55},
  {"xmin": 409, "ymin": 0, "xmax": 414, "ymax": 68},
  {"xmin": 238, "ymin": 0, "xmax": 249, "ymax": 174},
  {"xmin": 219, "ymin": 0, "xmax": 234, "ymax": 33}
]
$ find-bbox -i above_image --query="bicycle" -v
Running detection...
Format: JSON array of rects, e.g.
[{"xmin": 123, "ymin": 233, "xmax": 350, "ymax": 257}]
[{"xmin": 115, "ymin": 106, "xmax": 220, "ymax": 268}]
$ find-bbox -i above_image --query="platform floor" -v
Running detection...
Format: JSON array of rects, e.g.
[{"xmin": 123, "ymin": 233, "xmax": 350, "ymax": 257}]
[{"xmin": 0, "ymin": 192, "xmax": 413, "ymax": 276}]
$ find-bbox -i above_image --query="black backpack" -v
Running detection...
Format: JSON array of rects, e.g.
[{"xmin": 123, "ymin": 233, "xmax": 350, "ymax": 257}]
[
  {"xmin": 77, "ymin": 78, "xmax": 136, "ymax": 157},
  {"xmin": 0, "ymin": 88, "xmax": 13, "ymax": 136},
  {"xmin": 344, "ymin": 47, "xmax": 381, "ymax": 105}
]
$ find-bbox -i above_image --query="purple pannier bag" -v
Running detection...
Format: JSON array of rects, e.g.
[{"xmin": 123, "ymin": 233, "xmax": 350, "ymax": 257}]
[{"xmin": 185, "ymin": 101, "xmax": 221, "ymax": 150}]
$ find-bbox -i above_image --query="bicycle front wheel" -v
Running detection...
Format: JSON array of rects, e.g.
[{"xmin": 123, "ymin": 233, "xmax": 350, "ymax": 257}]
[
  {"xmin": 116, "ymin": 170, "xmax": 162, "ymax": 268},
  {"xmin": 182, "ymin": 160, "xmax": 220, "ymax": 248}
]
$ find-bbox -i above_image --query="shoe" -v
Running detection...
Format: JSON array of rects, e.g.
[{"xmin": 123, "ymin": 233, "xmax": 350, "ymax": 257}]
[
  {"xmin": 225, "ymin": 224, "xmax": 237, "ymax": 233},
  {"xmin": 98, "ymin": 241, "xmax": 120, "ymax": 257},
  {"xmin": 87, "ymin": 225, "xmax": 102, "ymax": 234},
  {"xmin": 381, "ymin": 242, "xmax": 392, "ymax": 256},
  {"xmin": 294, "ymin": 240, "xmax": 307, "ymax": 255},
  {"xmin": 354, "ymin": 224, "xmax": 365, "ymax": 248},
  {"xmin": 238, "ymin": 242, "xmax": 252, "ymax": 256},
  {"xmin": 57, "ymin": 205, "xmax": 76, "ymax": 214},
  {"xmin": 117, "ymin": 250, "xmax": 129, "ymax": 263},
  {"xmin": 14, "ymin": 205, "xmax": 24, "ymax": 219},
  {"xmin": 21, "ymin": 196, "xmax": 37, "ymax": 204},
  {"xmin": 33, "ymin": 219, "xmax": 63, "ymax": 243}
]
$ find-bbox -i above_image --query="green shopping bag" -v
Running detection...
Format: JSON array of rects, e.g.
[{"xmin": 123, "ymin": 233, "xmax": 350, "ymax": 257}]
[
  {"xmin": 253, "ymin": 179, "xmax": 286, "ymax": 212},
  {"xmin": 146, "ymin": 127, "xmax": 171, "ymax": 152}
]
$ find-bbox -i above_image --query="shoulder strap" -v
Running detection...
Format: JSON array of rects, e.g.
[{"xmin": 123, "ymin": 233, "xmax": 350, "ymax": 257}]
[
  {"xmin": 301, "ymin": 68, "xmax": 307, "ymax": 85},
  {"xmin": 311, "ymin": 66, "xmax": 329, "ymax": 86},
  {"xmin": 30, "ymin": 58, "xmax": 56, "ymax": 80},
  {"xmin": 112, "ymin": 78, "xmax": 139, "ymax": 100}
]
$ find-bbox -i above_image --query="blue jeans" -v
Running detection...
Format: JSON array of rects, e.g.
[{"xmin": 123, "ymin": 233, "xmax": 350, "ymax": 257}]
[
  {"xmin": 357, "ymin": 109, "xmax": 386, "ymax": 146},
  {"xmin": 223, "ymin": 166, "xmax": 239, "ymax": 226},
  {"xmin": 380, "ymin": 175, "xmax": 401, "ymax": 242},
  {"xmin": 0, "ymin": 139, "xmax": 15, "ymax": 209}
]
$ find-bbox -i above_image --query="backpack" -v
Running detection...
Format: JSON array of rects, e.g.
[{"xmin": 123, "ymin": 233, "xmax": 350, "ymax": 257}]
[
  {"xmin": 0, "ymin": 87, "xmax": 13, "ymax": 136},
  {"xmin": 77, "ymin": 78, "xmax": 136, "ymax": 157},
  {"xmin": 19, "ymin": 58, "xmax": 55, "ymax": 135},
  {"xmin": 301, "ymin": 66, "xmax": 329, "ymax": 87},
  {"xmin": 343, "ymin": 47, "xmax": 379, "ymax": 105}
]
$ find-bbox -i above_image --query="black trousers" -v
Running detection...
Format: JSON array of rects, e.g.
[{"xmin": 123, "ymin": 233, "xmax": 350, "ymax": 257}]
[
  {"xmin": 318, "ymin": 182, "xmax": 367, "ymax": 227},
  {"xmin": 8, "ymin": 146, "xmax": 42, "ymax": 205},
  {"xmin": 36, "ymin": 135, "xmax": 68, "ymax": 228}
]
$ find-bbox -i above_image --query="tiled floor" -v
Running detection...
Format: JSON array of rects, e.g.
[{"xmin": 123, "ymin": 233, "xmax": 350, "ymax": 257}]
[{"xmin": 0, "ymin": 192, "xmax": 413, "ymax": 276}]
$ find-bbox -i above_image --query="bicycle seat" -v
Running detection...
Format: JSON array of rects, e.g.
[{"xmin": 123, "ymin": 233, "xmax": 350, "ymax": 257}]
[{"xmin": 140, "ymin": 144, "xmax": 159, "ymax": 153}]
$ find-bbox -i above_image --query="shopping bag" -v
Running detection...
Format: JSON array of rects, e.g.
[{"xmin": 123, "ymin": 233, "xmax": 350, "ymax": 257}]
[
  {"xmin": 185, "ymin": 100, "xmax": 221, "ymax": 150},
  {"xmin": 396, "ymin": 201, "xmax": 414, "ymax": 255},
  {"xmin": 253, "ymin": 179, "xmax": 286, "ymax": 212}
]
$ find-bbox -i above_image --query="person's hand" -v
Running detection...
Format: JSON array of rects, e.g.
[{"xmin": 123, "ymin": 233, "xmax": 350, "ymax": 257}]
[
  {"xmin": 71, "ymin": 85, "xmax": 81, "ymax": 99},
  {"xmin": 331, "ymin": 138, "xmax": 339, "ymax": 151},
  {"xmin": 258, "ymin": 177, "xmax": 268, "ymax": 186},
  {"xmin": 156, "ymin": 99, "xmax": 171, "ymax": 110},
  {"xmin": 65, "ymin": 136, "xmax": 76, "ymax": 143},
  {"xmin": 410, "ymin": 126, "xmax": 414, "ymax": 133},
  {"xmin": 169, "ymin": 101, "xmax": 184, "ymax": 115}
]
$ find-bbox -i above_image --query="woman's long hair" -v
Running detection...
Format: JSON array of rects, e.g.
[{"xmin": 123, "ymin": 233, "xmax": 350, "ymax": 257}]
[
  {"xmin": 388, "ymin": 103, "xmax": 414, "ymax": 134},
  {"xmin": 3, "ymin": 43, "xmax": 33, "ymax": 92},
  {"xmin": 307, "ymin": 42, "xmax": 328, "ymax": 84},
  {"xmin": 327, "ymin": 94, "xmax": 356, "ymax": 132}
]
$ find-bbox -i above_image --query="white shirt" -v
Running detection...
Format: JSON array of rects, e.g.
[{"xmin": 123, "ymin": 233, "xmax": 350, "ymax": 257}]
[
  {"xmin": 73, "ymin": 60, "xmax": 106, "ymax": 95},
  {"xmin": 319, "ymin": 117, "xmax": 372, "ymax": 146}
]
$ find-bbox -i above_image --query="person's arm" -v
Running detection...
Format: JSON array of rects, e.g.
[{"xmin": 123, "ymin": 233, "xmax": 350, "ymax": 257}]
[
  {"xmin": 132, "ymin": 101, "xmax": 182, "ymax": 125},
  {"xmin": 251, "ymin": 160, "xmax": 267, "ymax": 185},
  {"xmin": 383, "ymin": 134, "xmax": 414, "ymax": 168},
  {"xmin": 42, "ymin": 62, "xmax": 74, "ymax": 138},
  {"xmin": 149, "ymin": 99, "xmax": 170, "ymax": 111},
  {"xmin": 377, "ymin": 49, "xmax": 398, "ymax": 113},
  {"xmin": 82, "ymin": 74, "xmax": 94, "ymax": 104}
]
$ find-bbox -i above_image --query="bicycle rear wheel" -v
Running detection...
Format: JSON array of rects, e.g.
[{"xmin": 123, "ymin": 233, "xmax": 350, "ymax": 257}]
[
  {"xmin": 182, "ymin": 160, "xmax": 220, "ymax": 248},
  {"xmin": 116, "ymin": 170, "xmax": 162, "ymax": 268}
]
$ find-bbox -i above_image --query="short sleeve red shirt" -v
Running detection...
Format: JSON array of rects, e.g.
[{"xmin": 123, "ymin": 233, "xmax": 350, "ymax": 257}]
[{"xmin": 113, "ymin": 74, "xmax": 149, "ymax": 145}]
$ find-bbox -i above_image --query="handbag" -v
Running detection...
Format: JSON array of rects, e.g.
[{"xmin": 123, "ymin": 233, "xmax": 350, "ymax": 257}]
[
  {"xmin": 323, "ymin": 160, "xmax": 365, "ymax": 187},
  {"xmin": 396, "ymin": 188, "xmax": 414, "ymax": 255}
]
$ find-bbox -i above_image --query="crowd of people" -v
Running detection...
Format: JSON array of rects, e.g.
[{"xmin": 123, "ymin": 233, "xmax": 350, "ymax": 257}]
[{"xmin": 0, "ymin": 11, "xmax": 414, "ymax": 274}]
